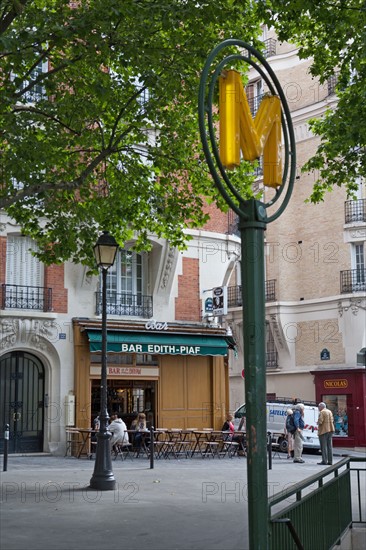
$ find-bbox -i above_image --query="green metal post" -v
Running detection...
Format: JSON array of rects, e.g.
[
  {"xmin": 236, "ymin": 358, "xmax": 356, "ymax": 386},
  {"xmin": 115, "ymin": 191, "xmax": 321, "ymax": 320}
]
[
  {"xmin": 198, "ymin": 38, "xmax": 296, "ymax": 550},
  {"xmin": 240, "ymin": 199, "xmax": 268, "ymax": 549}
]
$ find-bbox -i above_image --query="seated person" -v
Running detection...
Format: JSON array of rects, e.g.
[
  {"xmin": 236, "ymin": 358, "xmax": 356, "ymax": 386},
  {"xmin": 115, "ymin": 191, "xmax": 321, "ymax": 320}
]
[
  {"xmin": 133, "ymin": 412, "xmax": 150, "ymax": 449},
  {"xmin": 130, "ymin": 413, "xmax": 139, "ymax": 431},
  {"xmin": 108, "ymin": 414, "xmax": 128, "ymax": 450},
  {"xmin": 222, "ymin": 413, "xmax": 235, "ymax": 438},
  {"xmin": 222, "ymin": 413, "xmax": 245, "ymax": 453}
]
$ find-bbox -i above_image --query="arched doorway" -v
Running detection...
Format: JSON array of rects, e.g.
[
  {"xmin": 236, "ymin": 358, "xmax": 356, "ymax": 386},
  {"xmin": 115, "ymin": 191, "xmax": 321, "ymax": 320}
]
[{"xmin": 0, "ymin": 351, "xmax": 45, "ymax": 453}]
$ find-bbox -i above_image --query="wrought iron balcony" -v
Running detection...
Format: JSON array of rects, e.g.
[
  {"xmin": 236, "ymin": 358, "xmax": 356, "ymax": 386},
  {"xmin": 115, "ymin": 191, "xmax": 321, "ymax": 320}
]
[
  {"xmin": 227, "ymin": 210, "xmax": 240, "ymax": 236},
  {"xmin": 265, "ymin": 279, "xmax": 277, "ymax": 301},
  {"xmin": 327, "ymin": 72, "xmax": 339, "ymax": 95},
  {"xmin": 263, "ymin": 38, "xmax": 277, "ymax": 58},
  {"xmin": 340, "ymin": 269, "xmax": 366, "ymax": 293},
  {"xmin": 95, "ymin": 291, "xmax": 153, "ymax": 318},
  {"xmin": 227, "ymin": 280, "xmax": 277, "ymax": 307},
  {"xmin": 1, "ymin": 284, "xmax": 52, "ymax": 311},
  {"xmin": 266, "ymin": 351, "xmax": 278, "ymax": 369},
  {"xmin": 345, "ymin": 199, "xmax": 366, "ymax": 223},
  {"xmin": 246, "ymin": 92, "xmax": 265, "ymax": 116}
]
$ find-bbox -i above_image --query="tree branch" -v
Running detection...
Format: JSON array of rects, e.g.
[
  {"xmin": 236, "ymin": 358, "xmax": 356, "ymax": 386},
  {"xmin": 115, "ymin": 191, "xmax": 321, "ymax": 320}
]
[
  {"xmin": 0, "ymin": 0, "xmax": 29, "ymax": 35},
  {"xmin": 12, "ymin": 105, "xmax": 82, "ymax": 136}
]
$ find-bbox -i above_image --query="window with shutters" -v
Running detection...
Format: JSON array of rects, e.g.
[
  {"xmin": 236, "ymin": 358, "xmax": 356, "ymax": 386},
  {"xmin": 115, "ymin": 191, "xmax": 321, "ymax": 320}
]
[
  {"xmin": 6, "ymin": 236, "xmax": 43, "ymax": 287},
  {"xmin": 3, "ymin": 236, "xmax": 50, "ymax": 311}
]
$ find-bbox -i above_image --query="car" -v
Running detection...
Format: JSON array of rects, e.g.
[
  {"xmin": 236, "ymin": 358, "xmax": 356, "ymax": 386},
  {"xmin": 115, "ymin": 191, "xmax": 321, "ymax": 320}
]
[{"xmin": 233, "ymin": 398, "xmax": 320, "ymax": 452}]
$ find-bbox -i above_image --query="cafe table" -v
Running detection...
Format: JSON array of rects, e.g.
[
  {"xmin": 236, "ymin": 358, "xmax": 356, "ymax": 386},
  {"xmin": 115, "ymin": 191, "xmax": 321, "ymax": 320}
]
[
  {"xmin": 191, "ymin": 431, "xmax": 220, "ymax": 458},
  {"xmin": 76, "ymin": 428, "xmax": 96, "ymax": 459}
]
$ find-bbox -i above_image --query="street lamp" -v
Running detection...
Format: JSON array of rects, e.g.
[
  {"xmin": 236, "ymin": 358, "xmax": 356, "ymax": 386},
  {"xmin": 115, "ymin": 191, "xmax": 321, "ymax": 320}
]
[{"xmin": 90, "ymin": 231, "xmax": 119, "ymax": 491}]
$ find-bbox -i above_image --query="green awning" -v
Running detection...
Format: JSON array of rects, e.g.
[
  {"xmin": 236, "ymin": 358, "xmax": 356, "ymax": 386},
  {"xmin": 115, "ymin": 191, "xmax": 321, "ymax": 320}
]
[{"xmin": 86, "ymin": 330, "xmax": 232, "ymax": 356}]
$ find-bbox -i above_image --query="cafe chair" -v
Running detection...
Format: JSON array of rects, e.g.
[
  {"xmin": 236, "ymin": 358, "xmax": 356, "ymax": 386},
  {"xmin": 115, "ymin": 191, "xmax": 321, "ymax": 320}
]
[
  {"xmin": 220, "ymin": 436, "xmax": 239, "ymax": 458},
  {"xmin": 114, "ymin": 441, "xmax": 133, "ymax": 461}
]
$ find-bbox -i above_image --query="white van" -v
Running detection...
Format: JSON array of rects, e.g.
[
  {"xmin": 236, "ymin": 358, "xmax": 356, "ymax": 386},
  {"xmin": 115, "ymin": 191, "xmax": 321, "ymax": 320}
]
[{"xmin": 233, "ymin": 398, "xmax": 320, "ymax": 452}]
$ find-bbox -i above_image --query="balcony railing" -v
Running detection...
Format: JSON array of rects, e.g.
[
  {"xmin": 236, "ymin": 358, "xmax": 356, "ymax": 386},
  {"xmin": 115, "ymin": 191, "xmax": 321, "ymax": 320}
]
[
  {"xmin": 227, "ymin": 280, "xmax": 277, "ymax": 307},
  {"xmin": 227, "ymin": 210, "xmax": 240, "ymax": 236},
  {"xmin": 266, "ymin": 350, "xmax": 278, "ymax": 369},
  {"xmin": 345, "ymin": 199, "xmax": 366, "ymax": 223},
  {"xmin": 95, "ymin": 291, "xmax": 153, "ymax": 318},
  {"xmin": 263, "ymin": 38, "xmax": 277, "ymax": 58},
  {"xmin": 327, "ymin": 72, "xmax": 339, "ymax": 95},
  {"xmin": 246, "ymin": 92, "xmax": 265, "ymax": 116},
  {"xmin": 340, "ymin": 269, "xmax": 366, "ymax": 293},
  {"xmin": 1, "ymin": 284, "xmax": 52, "ymax": 311}
]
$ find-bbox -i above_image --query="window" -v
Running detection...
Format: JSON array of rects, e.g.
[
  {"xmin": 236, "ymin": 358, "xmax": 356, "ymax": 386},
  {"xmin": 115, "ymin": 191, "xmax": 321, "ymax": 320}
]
[
  {"xmin": 4, "ymin": 236, "xmax": 48, "ymax": 311},
  {"xmin": 6, "ymin": 236, "xmax": 43, "ymax": 287},
  {"xmin": 18, "ymin": 61, "xmax": 46, "ymax": 102},
  {"xmin": 352, "ymin": 243, "xmax": 365, "ymax": 287},
  {"xmin": 322, "ymin": 395, "xmax": 348, "ymax": 437},
  {"xmin": 246, "ymin": 79, "xmax": 263, "ymax": 116},
  {"xmin": 105, "ymin": 249, "xmax": 146, "ymax": 299},
  {"xmin": 266, "ymin": 322, "xmax": 278, "ymax": 368},
  {"xmin": 98, "ymin": 249, "xmax": 151, "ymax": 316}
]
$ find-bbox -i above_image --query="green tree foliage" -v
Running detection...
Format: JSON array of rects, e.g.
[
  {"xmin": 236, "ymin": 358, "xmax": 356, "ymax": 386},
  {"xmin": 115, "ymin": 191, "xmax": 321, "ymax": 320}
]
[
  {"xmin": 0, "ymin": 0, "xmax": 261, "ymax": 265},
  {"xmin": 258, "ymin": 0, "xmax": 366, "ymax": 202}
]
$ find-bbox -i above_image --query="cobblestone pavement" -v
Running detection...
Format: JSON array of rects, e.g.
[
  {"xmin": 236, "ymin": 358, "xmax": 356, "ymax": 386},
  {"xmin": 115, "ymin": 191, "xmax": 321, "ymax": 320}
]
[{"xmin": 1, "ymin": 449, "xmax": 365, "ymax": 550}]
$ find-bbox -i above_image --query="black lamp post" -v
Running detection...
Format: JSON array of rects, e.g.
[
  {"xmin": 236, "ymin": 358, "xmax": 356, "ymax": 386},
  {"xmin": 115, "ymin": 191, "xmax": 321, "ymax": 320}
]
[{"xmin": 90, "ymin": 231, "xmax": 119, "ymax": 491}]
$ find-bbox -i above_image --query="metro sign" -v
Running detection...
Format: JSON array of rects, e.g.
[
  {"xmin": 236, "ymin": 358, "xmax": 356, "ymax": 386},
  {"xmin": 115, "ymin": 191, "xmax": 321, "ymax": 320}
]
[{"xmin": 219, "ymin": 69, "xmax": 282, "ymax": 188}]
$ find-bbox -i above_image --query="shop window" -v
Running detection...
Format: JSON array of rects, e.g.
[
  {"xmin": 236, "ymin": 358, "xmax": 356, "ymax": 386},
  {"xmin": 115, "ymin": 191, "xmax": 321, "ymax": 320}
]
[
  {"xmin": 90, "ymin": 353, "xmax": 158, "ymax": 365},
  {"xmin": 91, "ymin": 380, "xmax": 156, "ymax": 428},
  {"xmin": 322, "ymin": 395, "xmax": 348, "ymax": 437},
  {"xmin": 136, "ymin": 354, "xmax": 158, "ymax": 366},
  {"xmin": 90, "ymin": 353, "xmax": 134, "ymax": 365},
  {"xmin": 133, "ymin": 388, "xmax": 145, "ymax": 412}
]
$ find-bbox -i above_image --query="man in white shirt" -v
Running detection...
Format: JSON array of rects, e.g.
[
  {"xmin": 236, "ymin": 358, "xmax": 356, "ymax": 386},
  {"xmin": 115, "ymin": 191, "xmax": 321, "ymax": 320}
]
[{"xmin": 108, "ymin": 414, "xmax": 128, "ymax": 447}]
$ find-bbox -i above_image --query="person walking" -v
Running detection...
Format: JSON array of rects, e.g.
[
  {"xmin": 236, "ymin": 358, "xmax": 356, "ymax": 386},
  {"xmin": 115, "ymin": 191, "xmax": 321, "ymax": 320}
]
[
  {"xmin": 292, "ymin": 403, "xmax": 305, "ymax": 463},
  {"xmin": 317, "ymin": 402, "xmax": 335, "ymax": 465}
]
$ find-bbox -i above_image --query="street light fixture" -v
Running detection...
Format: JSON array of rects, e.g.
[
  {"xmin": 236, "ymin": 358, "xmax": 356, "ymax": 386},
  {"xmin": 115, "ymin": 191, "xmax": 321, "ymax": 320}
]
[{"xmin": 90, "ymin": 231, "xmax": 119, "ymax": 491}]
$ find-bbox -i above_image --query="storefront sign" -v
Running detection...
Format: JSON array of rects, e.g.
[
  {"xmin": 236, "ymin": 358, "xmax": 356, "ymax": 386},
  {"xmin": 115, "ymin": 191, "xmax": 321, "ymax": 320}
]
[
  {"xmin": 324, "ymin": 379, "xmax": 348, "ymax": 389},
  {"xmin": 87, "ymin": 329, "xmax": 229, "ymax": 356},
  {"xmin": 145, "ymin": 320, "xmax": 168, "ymax": 330},
  {"xmin": 90, "ymin": 366, "xmax": 159, "ymax": 377},
  {"xmin": 118, "ymin": 343, "xmax": 203, "ymax": 355}
]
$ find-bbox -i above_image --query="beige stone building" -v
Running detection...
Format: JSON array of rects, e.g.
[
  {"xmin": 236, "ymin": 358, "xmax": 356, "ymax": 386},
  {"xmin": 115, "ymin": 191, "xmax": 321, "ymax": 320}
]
[{"xmin": 226, "ymin": 29, "xmax": 366, "ymax": 447}]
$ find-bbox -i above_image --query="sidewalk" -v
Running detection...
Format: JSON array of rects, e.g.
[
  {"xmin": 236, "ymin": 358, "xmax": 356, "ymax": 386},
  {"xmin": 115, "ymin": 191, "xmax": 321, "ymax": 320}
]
[{"xmin": 1, "ymin": 449, "xmax": 365, "ymax": 550}]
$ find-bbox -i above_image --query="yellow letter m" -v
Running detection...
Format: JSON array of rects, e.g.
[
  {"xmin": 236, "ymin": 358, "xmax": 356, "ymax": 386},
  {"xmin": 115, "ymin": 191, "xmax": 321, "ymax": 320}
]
[{"xmin": 219, "ymin": 69, "xmax": 282, "ymax": 188}]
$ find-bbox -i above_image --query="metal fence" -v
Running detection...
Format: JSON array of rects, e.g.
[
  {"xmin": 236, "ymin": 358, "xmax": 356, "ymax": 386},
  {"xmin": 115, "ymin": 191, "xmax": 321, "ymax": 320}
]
[{"xmin": 268, "ymin": 457, "xmax": 365, "ymax": 549}]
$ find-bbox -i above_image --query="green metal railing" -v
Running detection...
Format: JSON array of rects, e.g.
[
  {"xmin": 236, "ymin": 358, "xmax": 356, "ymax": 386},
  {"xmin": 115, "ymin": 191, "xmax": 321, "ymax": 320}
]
[{"xmin": 268, "ymin": 457, "xmax": 365, "ymax": 549}]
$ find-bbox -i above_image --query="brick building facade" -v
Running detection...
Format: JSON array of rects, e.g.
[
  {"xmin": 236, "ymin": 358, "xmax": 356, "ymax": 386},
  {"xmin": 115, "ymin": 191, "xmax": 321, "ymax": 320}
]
[
  {"xmin": 0, "ymin": 29, "xmax": 364, "ymax": 453},
  {"xmin": 226, "ymin": 29, "xmax": 366, "ymax": 447}
]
